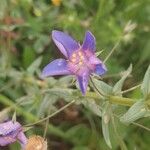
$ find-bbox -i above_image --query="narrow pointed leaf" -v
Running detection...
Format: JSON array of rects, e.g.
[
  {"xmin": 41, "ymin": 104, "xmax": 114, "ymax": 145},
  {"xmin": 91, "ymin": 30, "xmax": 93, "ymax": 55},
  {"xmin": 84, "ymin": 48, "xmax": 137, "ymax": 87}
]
[
  {"xmin": 82, "ymin": 99, "xmax": 102, "ymax": 117},
  {"xmin": 102, "ymin": 103, "xmax": 112, "ymax": 148},
  {"xmin": 141, "ymin": 65, "xmax": 150, "ymax": 98},
  {"xmin": 27, "ymin": 56, "xmax": 43, "ymax": 75},
  {"xmin": 113, "ymin": 64, "xmax": 132, "ymax": 95},
  {"xmin": 12, "ymin": 111, "xmax": 16, "ymax": 122},
  {"xmin": 92, "ymin": 78, "xmax": 112, "ymax": 96},
  {"xmin": 120, "ymin": 100, "xmax": 146, "ymax": 124},
  {"xmin": 96, "ymin": 50, "xmax": 104, "ymax": 56}
]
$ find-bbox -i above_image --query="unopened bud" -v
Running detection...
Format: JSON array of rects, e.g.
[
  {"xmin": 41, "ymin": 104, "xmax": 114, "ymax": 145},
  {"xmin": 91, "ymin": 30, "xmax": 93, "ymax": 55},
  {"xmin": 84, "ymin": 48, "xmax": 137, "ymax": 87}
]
[{"xmin": 25, "ymin": 135, "xmax": 47, "ymax": 150}]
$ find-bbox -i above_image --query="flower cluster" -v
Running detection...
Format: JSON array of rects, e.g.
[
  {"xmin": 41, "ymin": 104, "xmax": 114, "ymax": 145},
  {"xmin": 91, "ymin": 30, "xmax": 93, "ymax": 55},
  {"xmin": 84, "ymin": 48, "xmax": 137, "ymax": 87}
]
[{"xmin": 42, "ymin": 30, "xmax": 107, "ymax": 95}]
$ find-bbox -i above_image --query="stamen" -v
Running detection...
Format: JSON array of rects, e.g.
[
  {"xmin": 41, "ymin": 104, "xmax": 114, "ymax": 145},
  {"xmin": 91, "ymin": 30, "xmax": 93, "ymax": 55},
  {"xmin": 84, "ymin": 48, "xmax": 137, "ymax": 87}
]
[
  {"xmin": 80, "ymin": 55, "xmax": 84, "ymax": 60},
  {"xmin": 78, "ymin": 51, "xmax": 82, "ymax": 56},
  {"xmin": 79, "ymin": 61, "xmax": 83, "ymax": 66},
  {"xmin": 72, "ymin": 53, "xmax": 76, "ymax": 57},
  {"xmin": 71, "ymin": 58, "xmax": 76, "ymax": 63}
]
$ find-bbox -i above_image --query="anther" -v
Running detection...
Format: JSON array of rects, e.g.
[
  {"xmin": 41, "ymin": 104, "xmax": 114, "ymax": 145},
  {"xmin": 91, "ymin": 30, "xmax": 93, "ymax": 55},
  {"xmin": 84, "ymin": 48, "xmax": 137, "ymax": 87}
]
[
  {"xmin": 78, "ymin": 51, "xmax": 82, "ymax": 56},
  {"xmin": 80, "ymin": 55, "xmax": 84, "ymax": 60},
  {"xmin": 72, "ymin": 53, "xmax": 76, "ymax": 57},
  {"xmin": 71, "ymin": 58, "xmax": 76, "ymax": 63},
  {"xmin": 79, "ymin": 61, "xmax": 83, "ymax": 66}
]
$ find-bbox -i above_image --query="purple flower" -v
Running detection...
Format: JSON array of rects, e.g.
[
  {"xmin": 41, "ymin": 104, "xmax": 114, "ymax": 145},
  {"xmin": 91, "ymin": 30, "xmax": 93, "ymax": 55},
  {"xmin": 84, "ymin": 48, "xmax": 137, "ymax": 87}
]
[
  {"xmin": 0, "ymin": 120, "xmax": 27, "ymax": 148},
  {"xmin": 41, "ymin": 30, "xmax": 107, "ymax": 95}
]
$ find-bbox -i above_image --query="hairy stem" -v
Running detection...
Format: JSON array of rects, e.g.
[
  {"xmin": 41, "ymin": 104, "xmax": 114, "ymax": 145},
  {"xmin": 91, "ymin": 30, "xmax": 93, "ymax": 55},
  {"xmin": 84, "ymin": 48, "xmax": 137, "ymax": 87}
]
[
  {"xmin": 86, "ymin": 92, "xmax": 136, "ymax": 106},
  {"xmin": 109, "ymin": 96, "xmax": 135, "ymax": 106},
  {"xmin": 121, "ymin": 84, "xmax": 141, "ymax": 94}
]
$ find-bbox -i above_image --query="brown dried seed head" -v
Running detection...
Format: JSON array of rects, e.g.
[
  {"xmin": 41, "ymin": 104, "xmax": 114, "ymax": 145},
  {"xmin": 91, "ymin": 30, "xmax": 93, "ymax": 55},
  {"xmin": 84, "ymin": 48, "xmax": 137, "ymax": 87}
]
[{"xmin": 25, "ymin": 135, "xmax": 47, "ymax": 150}]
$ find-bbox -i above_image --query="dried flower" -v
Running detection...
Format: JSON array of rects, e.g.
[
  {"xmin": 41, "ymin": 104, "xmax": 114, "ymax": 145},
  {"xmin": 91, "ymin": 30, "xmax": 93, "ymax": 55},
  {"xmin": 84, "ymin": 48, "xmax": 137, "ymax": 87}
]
[
  {"xmin": 25, "ymin": 135, "xmax": 47, "ymax": 150},
  {"xmin": 0, "ymin": 120, "xmax": 27, "ymax": 148},
  {"xmin": 41, "ymin": 30, "xmax": 107, "ymax": 95}
]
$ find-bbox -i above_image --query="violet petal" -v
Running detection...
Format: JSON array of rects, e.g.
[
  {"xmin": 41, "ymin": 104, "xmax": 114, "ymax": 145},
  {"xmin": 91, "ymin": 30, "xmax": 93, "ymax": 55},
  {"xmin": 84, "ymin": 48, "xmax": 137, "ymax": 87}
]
[
  {"xmin": 0, "ymin": 135, "xmax": 16, "ymax": 146},
  {"xmin": 52, "ymin": 30, "xmax": 80, "ymax": 57},
  {"xmin": 94, "ymin": 64, "xmax": 107, "ymax": 75},
  {"xmin": 0, "ymin": 121, "xmax": 21, "ymax": 136},
  {"xmin": 41, "ymin": 59, "xmax": 71, "ymax": 78},
  {"xmin": 82, "ymin": 31, "xmax": 96, "ymax": 52},
  {"xmin": 89, "ymin": 56, "xmax": 102, "ymax": 64},
  {"xmin": 77, "ymin": 72, "xmax": 89, "ymax": 95},
  {"xmin": 17, "ymin": 132, "xmax": 28, "ymax": 148}
]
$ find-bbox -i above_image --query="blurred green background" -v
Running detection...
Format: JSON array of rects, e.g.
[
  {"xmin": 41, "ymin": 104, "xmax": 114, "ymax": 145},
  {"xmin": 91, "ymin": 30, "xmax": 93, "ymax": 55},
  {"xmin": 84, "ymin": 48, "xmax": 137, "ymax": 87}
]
[{"xmin": 0, "ymin": 0, "xmax": 150, "ymax": 150}]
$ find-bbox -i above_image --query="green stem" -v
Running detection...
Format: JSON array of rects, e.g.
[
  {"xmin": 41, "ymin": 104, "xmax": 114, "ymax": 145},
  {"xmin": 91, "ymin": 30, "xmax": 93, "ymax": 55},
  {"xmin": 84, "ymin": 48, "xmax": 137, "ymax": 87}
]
[
  {"xmin": 86, "ymin": 92, "xmax": 135, "ymax": 106},
  {"xmin": 121, "ymin": 84, "xmax": 141, "ymax": 94},
  {"xmin": 0, "ymin": 94, "xmax": 73, "ymax": 142},
  {"xmin": 131, "ymin": 122, "xmax": 150, "ymax": 132},
  {"xmin": 25, "ymin": 100, "xmax": 75, "ymax": 127},
  {"xmin": 104, "ymin": 40, "xmax": 121, "ymax": 63},
  {"xmin": 86, "ymin": 91, "xmax": 100, "ymax": 99},
  {"xmin": 95, "ymin": 0, "xmax": 105, "ymax": 23},
  {"xmin": 109, "ymin": 96, "xmax": 135, "ymax": 106}
]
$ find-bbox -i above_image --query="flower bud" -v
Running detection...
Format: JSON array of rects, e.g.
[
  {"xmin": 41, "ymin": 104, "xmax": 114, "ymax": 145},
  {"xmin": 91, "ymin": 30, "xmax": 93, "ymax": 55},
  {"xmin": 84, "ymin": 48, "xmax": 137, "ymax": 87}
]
[{"xmin": 25, "ymin": 135, "xmax": 47, "ymax": 150}]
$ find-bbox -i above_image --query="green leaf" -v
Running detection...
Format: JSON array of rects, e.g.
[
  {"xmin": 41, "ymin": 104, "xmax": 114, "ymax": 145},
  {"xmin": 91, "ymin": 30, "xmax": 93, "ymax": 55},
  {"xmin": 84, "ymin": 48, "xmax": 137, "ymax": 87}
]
[
  {"xmin": 12, "ymin": 111, "xmax": 16, "ymax": 122},
  {"xmin": 82, "ymin": 99, "xmax": 102, "ymax": 117},
  {"xmin": 144, "ymin": 109, "xmax": 150, "ymax": 117},
  {"xmin": 66, "ymin": 124, "xmax": 91, "ymax": 145},
  {"xmin": 23, "ymin": 126, "xmax": 33, "ymax": 132},
  {"xmin": 34, "ymin": 35, "xmax": 50, "ymax": 53},
  {"xmin": 141, "ymin": 65, "xmax": 150, "ymax": 98},
  {"xmin": 0, "ymin": 108, "xmax": 10, "ymax": 122},
  {"xmin": 37, "ymin": 94, "xmax": 57, "ymax": 118},
  {"xmin": 23, "ymin": 46, "xmax": 35, "ymax": 68},
  {"xmin": 27, "ymin": 56, "xmax": 43, "ymax": 75},
  {"xmin": 113, "ymin": 64, "xmax": 132, "ymax": 95},
  {"xmin": 92, "ymin": 78, "xmax": 112, "ymax": 96},
  {"xmin": 102, "ymin": 102, "xmax": 112, "ymax": 149},
  {"xmin": 120, "ymin": 100, "xmax": 146, "ymax": 124},
  {"xmin": 58, "ymin": 75, "xmax": 74, "ymax": 87},
  {"xmin": 0, "ymin": 0, "xmax": 7, "ymax": 19},
  {"xmin": 43, "ymin": 88, "xmax": 74, "ymax": 102}
]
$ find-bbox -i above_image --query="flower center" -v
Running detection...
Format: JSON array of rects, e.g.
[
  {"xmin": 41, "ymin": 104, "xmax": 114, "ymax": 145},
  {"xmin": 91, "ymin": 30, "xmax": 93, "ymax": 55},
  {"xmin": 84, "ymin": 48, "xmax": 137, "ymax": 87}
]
[
  {"xmin": 68, "ymin": 50, "xmax": 96, "ymax": 75},
  {"xmin": 70, "ymin": 51, "xmax": 85, "ymax": 67}
]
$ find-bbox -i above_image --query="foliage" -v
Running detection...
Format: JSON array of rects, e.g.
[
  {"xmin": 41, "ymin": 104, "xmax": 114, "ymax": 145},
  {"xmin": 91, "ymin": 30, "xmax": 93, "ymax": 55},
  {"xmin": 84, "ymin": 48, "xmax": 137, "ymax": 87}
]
[{"xmin": 0, "ymin": 0, "xmax": 150, "ymax": 150}]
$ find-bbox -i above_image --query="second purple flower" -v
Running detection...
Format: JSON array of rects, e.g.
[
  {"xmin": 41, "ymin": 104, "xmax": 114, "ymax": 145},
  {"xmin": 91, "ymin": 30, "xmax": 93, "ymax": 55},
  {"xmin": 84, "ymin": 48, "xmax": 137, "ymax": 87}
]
[
  {"xmin": 0, "ymin": 120, "xmax": 27, "ymax": 149},
  {"xmin": 42, "ymin": 30, "xmax": 107, "ymax": 95}
]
